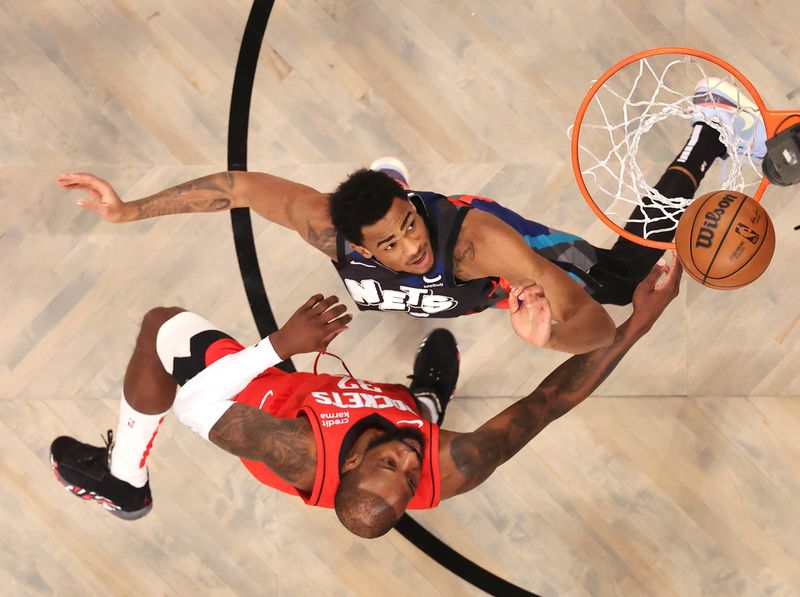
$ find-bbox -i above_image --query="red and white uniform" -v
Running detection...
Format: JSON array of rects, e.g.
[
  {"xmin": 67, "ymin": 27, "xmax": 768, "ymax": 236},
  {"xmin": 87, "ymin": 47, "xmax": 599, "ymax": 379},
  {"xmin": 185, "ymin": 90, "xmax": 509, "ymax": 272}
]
[{"xmin": 205, "ymin": 337, "xmax": 441, "ymax": 510}]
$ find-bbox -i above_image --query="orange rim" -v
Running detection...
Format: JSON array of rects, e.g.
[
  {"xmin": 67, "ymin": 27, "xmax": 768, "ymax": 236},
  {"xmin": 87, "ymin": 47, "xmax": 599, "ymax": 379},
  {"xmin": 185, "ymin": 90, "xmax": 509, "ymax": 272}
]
[{"xmin": 571, "ymin": 46, "xmax": 799, "ymax": 249}]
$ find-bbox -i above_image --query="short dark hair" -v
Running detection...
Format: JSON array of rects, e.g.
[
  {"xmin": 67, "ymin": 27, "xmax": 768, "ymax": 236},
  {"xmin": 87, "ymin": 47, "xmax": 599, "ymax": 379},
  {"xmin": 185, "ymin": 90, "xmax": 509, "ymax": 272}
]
[
  {"xmin": 334, "ymin": 469, "xmax": 399, "ymax": 538},
  {"xmin": 329, "ymin": 169, "xmax": 406, "ymax": 245}
]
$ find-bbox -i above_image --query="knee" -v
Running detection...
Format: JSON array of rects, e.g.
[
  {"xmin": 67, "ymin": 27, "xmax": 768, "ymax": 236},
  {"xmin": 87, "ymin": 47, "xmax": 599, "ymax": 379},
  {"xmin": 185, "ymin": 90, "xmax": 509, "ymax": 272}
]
[
  {"xmin": 142, "ymin": 306, "xmax": 185, "ymax": 330},
  {"xmin": 138, "ymin": 307, "xmax": 185, "ymax": 346}
]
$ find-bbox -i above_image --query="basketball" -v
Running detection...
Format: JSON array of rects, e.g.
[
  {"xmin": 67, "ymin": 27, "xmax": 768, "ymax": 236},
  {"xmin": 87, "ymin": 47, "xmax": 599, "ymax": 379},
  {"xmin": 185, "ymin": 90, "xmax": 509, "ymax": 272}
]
[{"xmin": 674, "ymin": 190, "xmax": 775, "ymax": 289}]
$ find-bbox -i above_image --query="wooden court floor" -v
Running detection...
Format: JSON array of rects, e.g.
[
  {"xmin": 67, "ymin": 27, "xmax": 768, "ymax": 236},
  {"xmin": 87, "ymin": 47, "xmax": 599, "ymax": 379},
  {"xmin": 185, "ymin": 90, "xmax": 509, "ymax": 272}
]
[{"xmin": 1, "ymin": 1, "xmax": 798, "ymax": 595}]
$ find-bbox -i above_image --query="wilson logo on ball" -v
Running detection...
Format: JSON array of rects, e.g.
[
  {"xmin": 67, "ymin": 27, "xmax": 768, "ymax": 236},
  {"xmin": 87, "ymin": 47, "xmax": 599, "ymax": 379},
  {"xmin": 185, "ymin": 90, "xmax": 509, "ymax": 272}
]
[{"xmin": 695, "ymin": 193, "xmax": 739, "ymax": 249}]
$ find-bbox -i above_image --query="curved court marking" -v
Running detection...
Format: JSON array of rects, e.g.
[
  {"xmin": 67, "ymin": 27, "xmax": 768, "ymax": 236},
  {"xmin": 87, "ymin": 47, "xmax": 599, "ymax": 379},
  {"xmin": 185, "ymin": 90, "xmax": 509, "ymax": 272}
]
[{"xmin": 226, "ymin": 1, "xmax": 539, "ymax": 594}]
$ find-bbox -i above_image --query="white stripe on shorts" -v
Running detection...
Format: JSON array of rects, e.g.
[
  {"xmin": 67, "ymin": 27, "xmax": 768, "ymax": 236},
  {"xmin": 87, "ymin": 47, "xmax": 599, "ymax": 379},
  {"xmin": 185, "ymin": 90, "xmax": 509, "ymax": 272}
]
[{"xmin": 155, "ymin": 311, "xmax": 222, "ymax": 374}]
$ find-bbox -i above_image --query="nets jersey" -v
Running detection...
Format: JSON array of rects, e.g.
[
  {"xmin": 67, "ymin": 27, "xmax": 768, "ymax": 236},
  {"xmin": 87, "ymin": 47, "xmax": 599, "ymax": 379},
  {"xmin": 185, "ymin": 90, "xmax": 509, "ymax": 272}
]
[
  {"xmin": 334, "ymin": 192, "xmax": 599, "ymax": 318},
  {"xmin": 228, "ymin": 354, "xmax": 441, "ymax": 510}
]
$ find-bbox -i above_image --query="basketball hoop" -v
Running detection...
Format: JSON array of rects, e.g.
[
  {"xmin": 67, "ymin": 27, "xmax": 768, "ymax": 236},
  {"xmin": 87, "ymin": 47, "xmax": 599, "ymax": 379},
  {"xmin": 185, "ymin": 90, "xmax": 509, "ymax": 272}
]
[{"xmin": 570, "ymin": 47, "xmax": 800, "ymax": 249}]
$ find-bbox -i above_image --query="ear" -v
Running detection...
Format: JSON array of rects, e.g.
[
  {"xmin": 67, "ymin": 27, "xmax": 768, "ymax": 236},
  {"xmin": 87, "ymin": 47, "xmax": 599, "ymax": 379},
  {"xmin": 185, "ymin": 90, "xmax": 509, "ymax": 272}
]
[
  {"xmin": 341, "ymin": 452, "xmax": 363, "ymax": 474},
  {"xmin": 353, "ymin": 244, "xmax": 373, "ymax": 259}
]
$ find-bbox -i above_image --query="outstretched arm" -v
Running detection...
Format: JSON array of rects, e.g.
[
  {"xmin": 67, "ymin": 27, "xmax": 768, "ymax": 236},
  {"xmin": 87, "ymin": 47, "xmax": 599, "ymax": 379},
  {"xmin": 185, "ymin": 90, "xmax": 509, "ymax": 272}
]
[
  {"xmin": 438, "ymin": 257, "xmax": 682, "ymax": 498},
  {"xmin": 57, "ymin": 171, "xmax": 338, "ymax": 258},
  {"xmin": 455, "ymin": 209, "xmax": 615, "ymax": 353},
  {"xmin": 173, "ymin": 295, "xmax": 350, "ymax": 489}
]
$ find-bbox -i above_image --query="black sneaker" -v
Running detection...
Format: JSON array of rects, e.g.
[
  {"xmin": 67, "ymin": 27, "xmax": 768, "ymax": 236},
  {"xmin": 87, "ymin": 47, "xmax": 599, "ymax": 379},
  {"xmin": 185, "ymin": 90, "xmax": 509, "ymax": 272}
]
[
  {"xmin": 407, "ymin": 329, "xmax": 459, "ymax": 425},
  {"xmin": 50, "ymin": 431, "xmax": 152, "ymax": 520}
]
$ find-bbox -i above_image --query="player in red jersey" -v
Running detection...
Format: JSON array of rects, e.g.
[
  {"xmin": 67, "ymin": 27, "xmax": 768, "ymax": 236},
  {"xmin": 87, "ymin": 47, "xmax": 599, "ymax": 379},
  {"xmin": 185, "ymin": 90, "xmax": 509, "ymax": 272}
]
[{"xmin": 51, "ymin": 258, "xmax": 682, "ymax": 538}]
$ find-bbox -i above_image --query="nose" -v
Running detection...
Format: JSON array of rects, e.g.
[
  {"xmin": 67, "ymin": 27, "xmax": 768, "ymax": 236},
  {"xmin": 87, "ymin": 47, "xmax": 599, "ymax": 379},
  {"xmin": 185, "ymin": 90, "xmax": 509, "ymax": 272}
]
[{"xmin": 402, "ymin": 237, "xmax": 422, "ymax": 260}]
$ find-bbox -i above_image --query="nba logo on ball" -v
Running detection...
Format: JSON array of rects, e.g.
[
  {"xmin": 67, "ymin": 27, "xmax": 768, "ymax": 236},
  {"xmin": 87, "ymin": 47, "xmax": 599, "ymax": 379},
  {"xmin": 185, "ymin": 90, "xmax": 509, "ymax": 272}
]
[{"xmin": 675, "ymin": 191, "xmax": 776, "ymax": 289}]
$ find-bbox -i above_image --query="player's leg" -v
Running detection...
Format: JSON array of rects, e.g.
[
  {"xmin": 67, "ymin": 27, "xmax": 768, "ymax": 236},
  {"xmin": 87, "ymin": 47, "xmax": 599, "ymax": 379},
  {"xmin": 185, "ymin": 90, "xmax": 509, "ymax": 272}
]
[
  {"xmin": 588, "ymin": 122, "xmax": 727, "ymax": 304},
  {"xmin": 591, "ymin": 80, "xmax": 768, "ymax": 305},
  {"xmin": 406, "ymin": 329, "xmax": 460, "ymax": 425},
  {"xmin": 49, "ymin": 307, "xmax": 183, "ymax": 519},
  {"xmin": 50, "ymin": 308, "xmax": 241, "ymax": 519}
]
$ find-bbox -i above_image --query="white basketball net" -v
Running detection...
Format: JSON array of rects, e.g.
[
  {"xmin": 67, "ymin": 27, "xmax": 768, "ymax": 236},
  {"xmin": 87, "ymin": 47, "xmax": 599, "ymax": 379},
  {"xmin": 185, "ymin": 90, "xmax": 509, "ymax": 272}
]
[{"xmin": 571, "ymin": 55, "xmax": 764, "ymax": 240}]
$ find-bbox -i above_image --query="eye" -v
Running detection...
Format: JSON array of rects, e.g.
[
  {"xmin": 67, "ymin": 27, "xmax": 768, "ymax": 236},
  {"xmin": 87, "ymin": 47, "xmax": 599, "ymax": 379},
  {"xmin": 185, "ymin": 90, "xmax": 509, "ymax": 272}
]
[
  {"xmin": 384, "ymin": 243, "xmax": 395, "ymax": 252},
  {"xmin": 384, "ymin": 458, "xmax": 396, "ymax": 471},
  {"xmin": 407, "ymin": 220, "xmax": 415, "ymax": 231}
]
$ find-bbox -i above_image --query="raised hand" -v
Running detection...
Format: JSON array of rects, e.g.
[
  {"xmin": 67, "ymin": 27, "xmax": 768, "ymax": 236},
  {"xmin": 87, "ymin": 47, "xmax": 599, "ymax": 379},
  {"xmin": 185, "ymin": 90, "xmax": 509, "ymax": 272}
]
[
  {"xmin": 508, "ymin": 280, "xmax": 552, "ymax": 348},
  {"xmin": 629, "ymin": 251, "xmax": 683, "ymax": 335},
  {"xmin": 270, "ymin": 294, "xmax": 352, "ymax": 359},
  {"xmin": 57, "ymin": 173, "xmax": 131, "ymax": 223}
]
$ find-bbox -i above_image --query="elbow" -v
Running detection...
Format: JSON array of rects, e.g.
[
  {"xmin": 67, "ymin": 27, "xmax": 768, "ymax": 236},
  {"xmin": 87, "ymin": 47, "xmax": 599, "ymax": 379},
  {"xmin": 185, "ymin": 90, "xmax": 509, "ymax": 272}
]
[
  {"xmin": 581, "ymin": 303, "xmax": 615, "ymax": 351},
  {"xmin": 221, "ymin": 171, "xmax": 249, "ymax": 209}
]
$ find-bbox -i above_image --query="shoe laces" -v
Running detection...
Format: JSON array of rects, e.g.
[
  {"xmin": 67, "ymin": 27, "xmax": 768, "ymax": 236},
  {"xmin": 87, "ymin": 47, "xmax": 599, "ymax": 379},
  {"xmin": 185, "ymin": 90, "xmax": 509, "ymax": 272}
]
[
  {"xmin": 102, "ymin": 429, "xmax": 114, "ymax": 466},
  {"xmin": 407, "ymin": 365, "xmax": 445, "ymax": 387},
  {"xmin": 70, "ymin": 431, "xmax": 112, "ymax": 467}
]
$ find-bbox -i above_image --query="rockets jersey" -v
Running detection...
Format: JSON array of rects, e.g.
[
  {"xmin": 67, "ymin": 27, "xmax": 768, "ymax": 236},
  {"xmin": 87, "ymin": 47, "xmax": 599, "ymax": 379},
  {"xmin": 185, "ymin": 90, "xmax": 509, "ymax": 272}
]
[
  {"xmin": 333, "ymin": 192, "xmax": 600, "ymax": 318},
  {"xmin": 232, "ymin": 363, "xmax": 441, "ymax": 510}
]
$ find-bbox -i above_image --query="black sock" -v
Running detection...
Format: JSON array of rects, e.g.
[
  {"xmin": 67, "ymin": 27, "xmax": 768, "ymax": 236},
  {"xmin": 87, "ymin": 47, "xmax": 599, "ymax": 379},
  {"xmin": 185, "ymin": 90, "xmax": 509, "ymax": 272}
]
[
  {"xmin": 624, "ymin": 122, "xmax": 727, "ymax": 241},
  {"xmin": 592, "ymin": 122, "xmax": 729, "ymax": 296},
  {"xmin": 654, "ymin": 122, "xmax": 727, "ymax": 197}
]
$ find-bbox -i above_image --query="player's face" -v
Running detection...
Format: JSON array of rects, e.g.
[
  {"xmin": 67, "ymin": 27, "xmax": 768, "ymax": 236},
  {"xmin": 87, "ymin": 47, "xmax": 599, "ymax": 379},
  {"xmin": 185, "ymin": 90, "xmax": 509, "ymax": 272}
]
[
  {"xmin": 355, "ymin": 197, "xmax": 434, "ymax": 274},
  {"xmin": 356, "ymin": 431, "xmax": 425, "ymax": 516}
]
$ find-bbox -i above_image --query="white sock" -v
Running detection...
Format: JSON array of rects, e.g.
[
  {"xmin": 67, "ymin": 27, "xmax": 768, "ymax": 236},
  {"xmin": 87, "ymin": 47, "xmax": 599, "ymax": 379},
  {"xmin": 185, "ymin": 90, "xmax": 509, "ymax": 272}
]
[
  {"xmin": 413, "ymin": 392, "xmax": 440, "ymax": 424},
  {"xmin": 109, "ymin": 391, "xmax": 167, "ymax": 488}
]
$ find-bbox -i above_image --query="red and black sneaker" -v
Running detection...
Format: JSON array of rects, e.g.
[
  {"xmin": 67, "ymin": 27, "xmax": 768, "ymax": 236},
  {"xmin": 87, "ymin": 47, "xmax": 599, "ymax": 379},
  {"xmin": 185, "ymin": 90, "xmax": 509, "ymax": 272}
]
[
  {"xmin": 407, "ymin": 329, "xmax": 460, "ymax": 426},
  {"xmin": 50, "ymin": 431, "xmax": 152, "ymax": 520}
]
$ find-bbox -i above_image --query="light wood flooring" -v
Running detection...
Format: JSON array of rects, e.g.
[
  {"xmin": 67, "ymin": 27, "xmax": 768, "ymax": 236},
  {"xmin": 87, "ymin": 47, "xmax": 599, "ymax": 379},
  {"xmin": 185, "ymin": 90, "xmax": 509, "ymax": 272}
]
[{"xmin": 1, "ymin": 0, "xmax": 799, "ymax": 595}]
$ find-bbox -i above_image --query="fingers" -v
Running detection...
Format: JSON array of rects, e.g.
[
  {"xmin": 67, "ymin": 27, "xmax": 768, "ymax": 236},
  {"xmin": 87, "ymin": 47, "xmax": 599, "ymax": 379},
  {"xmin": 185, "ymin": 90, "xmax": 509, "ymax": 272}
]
[
  {"xmin": 302, "ymin": 294, "xmax": 326, "ymax": 310},
  {"xmin": 57, "ymin": 173, "xmax": 111, "ymax": 195},
  {"xmin": 521, "ymin": 289, "xmax": 545, "ymax": 309},
  {"xmin": 508, "ymin": 287, "xmax": 521, "ymax": 314},
  {"xmin": 303, "ymin": 294, "xmax": 351, "ymax": 325},
  {"xmin": 668, "ymin": 249, "xmax": 684, "ymax": 278},
  {"xmin": 511, "ymin": 281, "xmax": 544, "ymax": 300},
  {"xmin": 651, "ymin": 251, "xmax": 683, "ymax": 292},
  {"xmin": 509, "ymin": 280, "xmax": 545, "ymax": 313},
  {"xmin": 57, "ymin": 172, "xmax": 108, "ymax": 186},
  {"xmin": 535, "ymin": 295, "xmax": 552, "ymax": 317},
  {"xmin": 643, "ymin": 259, "xmax": 668, "ymax": 289},
  {"xmin": 321, "ymin": 304, "xmax": 349, "ymax": 323},
  {"xmin": 325, "ymin": 314, "xmax": 352, "ymax": 334},
  {"xmin": 320, "ymin": 326, "xmax": 349, "ymax": 350},
  {"xmin": 661, "ymin": 253, "xmax": 683, "ymax": 295},
  {"xmin": 310, "ymin": 294, "xmax": 339, "ymax": 313},
  {"xmin": 321, "ymin": 315, "xmax": 352, "ymax": 348}
]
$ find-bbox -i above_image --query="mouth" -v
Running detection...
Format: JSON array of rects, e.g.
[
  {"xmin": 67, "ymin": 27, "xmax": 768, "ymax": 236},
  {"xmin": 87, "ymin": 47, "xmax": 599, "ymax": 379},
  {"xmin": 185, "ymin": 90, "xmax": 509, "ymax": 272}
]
[{"xmin": 408, "ymin": 247, "xmax": 431, "ymax": 270}]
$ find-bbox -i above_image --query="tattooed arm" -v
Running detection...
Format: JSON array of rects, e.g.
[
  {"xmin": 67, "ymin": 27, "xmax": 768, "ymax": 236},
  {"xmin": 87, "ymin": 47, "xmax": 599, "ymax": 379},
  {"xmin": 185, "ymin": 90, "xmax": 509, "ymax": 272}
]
[
  {"xmin": 438, "ymin": 257, "xmax": 682, "ymax": 498},
  {"xmin": 174, "ymin": 294, "xmax": 350, "ymax": 491},
  {"xmin": 454, "ymin": 208, "xmax": 615, "ymax": 353},
  {"xmin": 209, "ymin": 404, "xmax": 317, "ymax": 491},
  {"xmin": 57, "ymin": 171, "xmax": 338, "ymax": 259}
]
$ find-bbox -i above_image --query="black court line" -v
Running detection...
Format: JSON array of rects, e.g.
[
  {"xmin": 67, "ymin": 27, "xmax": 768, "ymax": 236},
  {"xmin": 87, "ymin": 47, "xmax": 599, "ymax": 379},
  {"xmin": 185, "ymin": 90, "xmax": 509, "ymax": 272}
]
[
  {"xmin": 228, "ymin": 0, "xmax": 293, "ymax": 373},
  {"xmin": 227, "ymin": 1, "xmax": 539, "ymax": 595}
]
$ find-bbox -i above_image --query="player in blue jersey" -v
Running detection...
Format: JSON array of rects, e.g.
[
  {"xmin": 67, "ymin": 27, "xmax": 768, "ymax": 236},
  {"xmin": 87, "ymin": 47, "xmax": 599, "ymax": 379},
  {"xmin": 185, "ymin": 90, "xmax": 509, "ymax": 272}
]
[
  {"xmin": 59, "ymin": 162, "xmax": 612, "ymax": 354},
  {"xmin": 60, "ymin": 94, "xmax": 756, "ymax": 355}
]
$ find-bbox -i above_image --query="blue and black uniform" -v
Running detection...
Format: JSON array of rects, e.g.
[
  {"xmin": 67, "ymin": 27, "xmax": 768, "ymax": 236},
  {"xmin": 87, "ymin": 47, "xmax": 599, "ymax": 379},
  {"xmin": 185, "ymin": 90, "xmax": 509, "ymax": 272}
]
[{"xmin": 333, "ymin": 191, "xmax": 652, "ymax": 318}]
